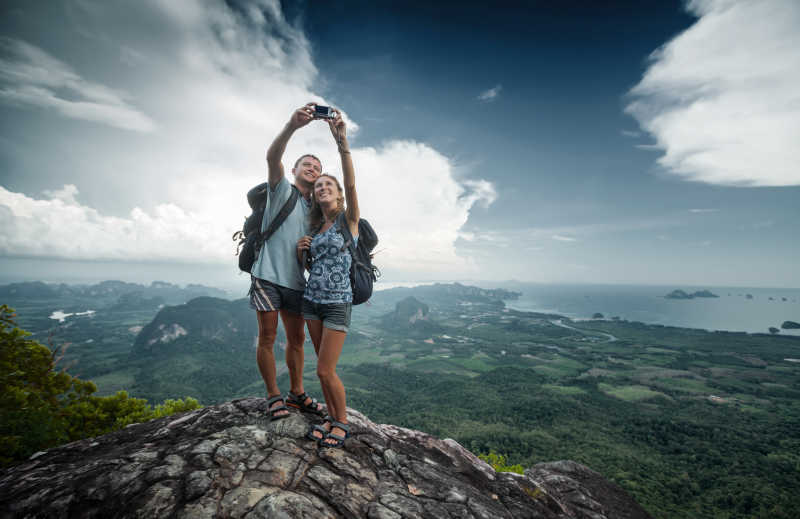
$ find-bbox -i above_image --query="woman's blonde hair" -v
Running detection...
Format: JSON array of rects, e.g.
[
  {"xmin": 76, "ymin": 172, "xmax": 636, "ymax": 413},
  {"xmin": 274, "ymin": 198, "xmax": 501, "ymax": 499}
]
[{"xmin": 309, "ymin": 174, "xmax": 345, "ymax": 232}]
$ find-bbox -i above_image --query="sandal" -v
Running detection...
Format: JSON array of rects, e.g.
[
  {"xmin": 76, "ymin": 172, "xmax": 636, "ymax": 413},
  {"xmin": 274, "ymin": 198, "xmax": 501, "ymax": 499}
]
[
  {"xmin": 306, "ymin": 415, "xmax": 333, "ymax": 442},
  {"xmin": 286, "ymin": 391, "xmax": 324, "ymax": 415},
  {"xmin": 319, "ymin": 420, "xmax": 350, "ymax": 449},
  {"xmin": 266, "ymin": 395, "xmax": 290, "ymax": 421}
]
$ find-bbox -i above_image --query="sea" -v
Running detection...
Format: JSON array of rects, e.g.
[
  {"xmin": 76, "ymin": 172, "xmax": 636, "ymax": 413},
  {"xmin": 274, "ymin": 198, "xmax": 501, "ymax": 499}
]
[{"xmin": 376, "ymin": 281, "xmax": 800, "ymax": 337}]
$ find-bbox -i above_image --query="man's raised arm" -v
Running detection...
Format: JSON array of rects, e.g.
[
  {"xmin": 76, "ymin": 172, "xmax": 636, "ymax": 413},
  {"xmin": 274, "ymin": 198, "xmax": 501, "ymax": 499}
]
[{"xmin": 266, "ymin": 103, "xmax": 315, "ymax": 189}]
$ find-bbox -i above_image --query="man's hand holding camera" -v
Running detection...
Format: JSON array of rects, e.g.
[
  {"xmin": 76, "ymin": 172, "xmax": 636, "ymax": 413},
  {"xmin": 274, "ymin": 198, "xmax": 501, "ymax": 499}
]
[{"xmin": 287, "ymin": 102, "xmax": 315, "ymax": 131}]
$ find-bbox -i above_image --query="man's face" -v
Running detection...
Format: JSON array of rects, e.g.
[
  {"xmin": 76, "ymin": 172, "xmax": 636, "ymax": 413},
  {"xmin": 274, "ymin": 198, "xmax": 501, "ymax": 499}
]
[{"xmin": 293, "ymin": 156, "xmax": 322, "ymax": 185}]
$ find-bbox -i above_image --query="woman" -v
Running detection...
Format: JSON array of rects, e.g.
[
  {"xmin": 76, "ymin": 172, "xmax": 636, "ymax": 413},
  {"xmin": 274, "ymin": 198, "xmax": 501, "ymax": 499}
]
[{"xmin": 296, "ymin": 108, "xmax": 359, "ymax": 448}]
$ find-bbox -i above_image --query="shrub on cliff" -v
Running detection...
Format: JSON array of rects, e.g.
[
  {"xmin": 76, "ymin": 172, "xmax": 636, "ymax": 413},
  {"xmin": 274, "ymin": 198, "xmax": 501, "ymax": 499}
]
[
  {"xmin": 478, "ymin": 450, "xmax": 525, "ymax": 474},
  {"xmin": 0, "ymin": 305, "xmax": 200, "ymax": 467}
]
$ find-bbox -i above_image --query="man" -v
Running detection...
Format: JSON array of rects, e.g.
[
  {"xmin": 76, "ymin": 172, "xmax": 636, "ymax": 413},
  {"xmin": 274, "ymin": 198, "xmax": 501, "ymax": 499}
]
[{"xmin": 250, "ymin": 102, "xmax": 324, "ymax": 419}]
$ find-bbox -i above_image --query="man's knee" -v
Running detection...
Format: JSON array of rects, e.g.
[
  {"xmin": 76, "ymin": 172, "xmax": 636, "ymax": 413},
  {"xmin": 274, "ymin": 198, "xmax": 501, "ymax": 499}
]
[
  {"xmin": 285, "ymin": 332, "xmax": 305, "ymax": 350},
  {"xmin": 257, "ymin": 329, "xmax": 277, "ymax": 349},
  {"xmin": 283, "ymin": 318, "xmax": 305, "ymax": 348}
]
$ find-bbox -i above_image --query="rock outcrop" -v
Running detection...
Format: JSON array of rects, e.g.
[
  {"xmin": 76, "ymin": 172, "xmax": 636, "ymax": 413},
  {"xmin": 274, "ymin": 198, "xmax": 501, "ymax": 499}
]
[
  {"xmin": 664, "ymin": 289, "xmax": 719, "ymax": 300},
  {"xmin": 380, "ymin": 297, "xmax": 442, "ymax": 337},
  {"xmin": 0, "ymin": 399, "xmax": 652, "ymax": 518}
]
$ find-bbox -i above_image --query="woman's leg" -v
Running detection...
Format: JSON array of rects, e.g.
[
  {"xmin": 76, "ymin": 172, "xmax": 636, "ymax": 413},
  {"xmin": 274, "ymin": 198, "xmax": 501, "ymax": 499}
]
[
  {"xmin": 305, "ymin": 318, "xmax": 323, "ymax": 357},
  {"xmin": 316, "ymin": 327, "xmax": 348, "ymax": 445},
  {"xmin": 305, "ymin": 318, "xmax": 332, "ymax": 440}
]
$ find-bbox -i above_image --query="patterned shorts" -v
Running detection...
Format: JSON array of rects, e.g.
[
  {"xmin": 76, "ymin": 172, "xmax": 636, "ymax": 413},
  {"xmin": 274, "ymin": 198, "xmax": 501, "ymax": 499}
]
[{"xmin": 249, "ymin": 276, "xmax": 303, "ymax": 314}]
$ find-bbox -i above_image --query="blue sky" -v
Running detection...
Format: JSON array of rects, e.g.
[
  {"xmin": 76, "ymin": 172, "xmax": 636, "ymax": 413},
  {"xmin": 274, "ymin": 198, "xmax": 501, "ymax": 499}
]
[{"xmin": 1, "ymin": 0, "xmax": 798, "ymax": 289}]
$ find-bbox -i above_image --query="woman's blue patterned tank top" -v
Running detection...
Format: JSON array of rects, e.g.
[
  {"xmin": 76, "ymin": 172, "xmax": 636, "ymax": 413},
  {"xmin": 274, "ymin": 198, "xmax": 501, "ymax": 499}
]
[{"xmin": 304, "ymin": 222, "xmax": 354, "ymax": 304}]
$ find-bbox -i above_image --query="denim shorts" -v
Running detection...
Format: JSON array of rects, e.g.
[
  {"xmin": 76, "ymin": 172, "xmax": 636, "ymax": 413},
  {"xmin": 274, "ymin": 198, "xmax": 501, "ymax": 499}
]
[
  {"xmin": 302, "ymin": 299, "xmax": 352, "ymax": 332},
  {"xmin": 249, "ymin": 276, "xmax": 303, "ymax": 315}
]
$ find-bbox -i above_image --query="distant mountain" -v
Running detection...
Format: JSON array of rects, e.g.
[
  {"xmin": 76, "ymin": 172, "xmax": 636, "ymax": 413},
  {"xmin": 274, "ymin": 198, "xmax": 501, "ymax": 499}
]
[
  {"xmin": 692, "ymin": 290, "xmax": 719, "ymax": 298},
  {"xmin": 127, "ymin": 296, "xmax": 264, "ymax": 403},
  {"xmin": 108, "ymin": 292, "xmax": 165, "ymax": 311},
  {"xmin": 0, "ymin": 280, "xmax": 227, "ymax": 306},
  {"xmin": 420, "ymin": 282, "xmax": 521, "ymax": 301},
  {"xmin": 377, "ymin": 282, "xmax": 520, "ymax": 309},
  {"xmin": 664, "ymin": 289, "xmax": 719, "ymax": 300},
  {"xmin": 782, "ymin": 321, "xmax": 800, "ymax": 330},
  {"xmin": 380, "ymin": 296, "xmax": 442, "ymax": 336},
  {"xmin": 133, "ymin": 297, "xmax": 255, "ymax": 355}
]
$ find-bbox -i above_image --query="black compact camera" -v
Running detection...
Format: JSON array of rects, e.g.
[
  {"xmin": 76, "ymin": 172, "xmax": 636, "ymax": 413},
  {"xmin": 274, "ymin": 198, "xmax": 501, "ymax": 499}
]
[{"xmin": 314, "ymin": 105, "xmax": 335, "ymax": 119}]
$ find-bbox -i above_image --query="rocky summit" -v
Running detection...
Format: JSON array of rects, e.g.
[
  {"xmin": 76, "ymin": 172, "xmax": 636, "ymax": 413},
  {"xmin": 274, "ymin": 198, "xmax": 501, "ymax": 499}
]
[{"xmin": 0, "ymin": 399, "xmax": 652, "ymax": 518}]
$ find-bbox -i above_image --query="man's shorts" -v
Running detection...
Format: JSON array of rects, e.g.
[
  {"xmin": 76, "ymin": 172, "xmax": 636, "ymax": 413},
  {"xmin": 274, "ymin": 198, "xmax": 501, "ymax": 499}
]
[
  {"xmin": 302, "ymin": 298, "xmax": 352, "ymax": 333},
  {"xmin": 249, "ymin": 276, "xmax": 303, "ymax": 315}
]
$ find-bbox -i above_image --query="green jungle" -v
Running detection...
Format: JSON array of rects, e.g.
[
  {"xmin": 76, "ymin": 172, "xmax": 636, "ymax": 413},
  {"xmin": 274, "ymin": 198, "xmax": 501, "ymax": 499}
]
[{"xmin": 2, "ymin": 280, "xmax": 799, "ymax": 519}]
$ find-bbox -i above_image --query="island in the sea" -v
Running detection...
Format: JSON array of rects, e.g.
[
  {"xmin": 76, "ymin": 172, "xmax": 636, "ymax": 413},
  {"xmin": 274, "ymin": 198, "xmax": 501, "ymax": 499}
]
[
  {"xmin": 782, "ymin": 320, "xmax": 800, "ymax": 330},
  {"xmin": 664, "ymin": 289, "xmax": 719, "ymax": 299}
]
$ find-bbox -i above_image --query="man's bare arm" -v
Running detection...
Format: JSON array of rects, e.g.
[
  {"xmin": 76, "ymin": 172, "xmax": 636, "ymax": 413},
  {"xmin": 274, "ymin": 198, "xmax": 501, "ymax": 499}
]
[{"xmin": 266, "ymin": 103, "xmax": 314, "ymax": 189}]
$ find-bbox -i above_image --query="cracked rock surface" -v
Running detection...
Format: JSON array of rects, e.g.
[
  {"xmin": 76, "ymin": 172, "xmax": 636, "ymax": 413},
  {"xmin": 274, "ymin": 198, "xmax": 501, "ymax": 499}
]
[{"xmin": 0, "ymin": 398, "xmax": 652, "ymax": 518}]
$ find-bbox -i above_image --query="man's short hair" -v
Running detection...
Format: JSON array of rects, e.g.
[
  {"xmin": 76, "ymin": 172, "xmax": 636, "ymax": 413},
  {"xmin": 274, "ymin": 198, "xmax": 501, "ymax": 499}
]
[{"xmin": 294, "ymin": 154, "xmax": 322, "ymax": 170}]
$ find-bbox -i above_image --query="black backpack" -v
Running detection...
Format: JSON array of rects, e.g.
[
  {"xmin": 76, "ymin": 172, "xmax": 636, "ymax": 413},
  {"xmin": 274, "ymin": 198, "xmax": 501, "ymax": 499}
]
[
  {"xmin": 334, "ymin": 212, "xmax": 380, "ymax": 305},
  {"xmin": 232, "ymin": 183, "xmax": 300, "ymax": 273},
  {"xmin": 307, "ymin": 213, "xmax": 379, "ymax": 305}
]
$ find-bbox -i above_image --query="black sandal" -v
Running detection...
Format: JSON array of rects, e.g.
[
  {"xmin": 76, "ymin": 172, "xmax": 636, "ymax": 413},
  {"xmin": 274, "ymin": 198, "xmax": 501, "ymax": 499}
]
[
  {"xmin": 306, "ymin": 415, "xmax": 332, "ymax": 442},
  {"xmin": 319, "ymin": 420, "xmax": 350, "ymax": 448},
  {"xmin": 286, "ymin": 391, "xmax": 324, "ymax": 415},
  {"xmin": 266, "ymin": 395, "xmax": 290, "ymax": 421}
]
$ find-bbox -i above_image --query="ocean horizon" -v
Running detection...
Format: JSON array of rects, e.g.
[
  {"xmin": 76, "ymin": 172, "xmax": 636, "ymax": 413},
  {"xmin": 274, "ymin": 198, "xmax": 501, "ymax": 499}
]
[{"xmin": 375, "ymin": 280, "xmax": 800, "ymax": 337}]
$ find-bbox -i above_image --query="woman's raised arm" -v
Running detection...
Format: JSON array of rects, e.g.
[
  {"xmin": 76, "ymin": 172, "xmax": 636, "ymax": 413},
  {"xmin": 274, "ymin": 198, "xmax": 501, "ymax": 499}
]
[{"xmin": 328, "ymin": 111, "xmax": 359, "ymax": 238}]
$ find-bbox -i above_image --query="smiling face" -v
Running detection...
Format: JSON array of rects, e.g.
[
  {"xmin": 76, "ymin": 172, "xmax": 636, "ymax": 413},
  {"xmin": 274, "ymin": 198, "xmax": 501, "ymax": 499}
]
[
  {"xmin": 313, "ymin": 174, "xmax": 343, "ymax": 208},
  {"xmin": 292, "ymin": 155, "xmax": 322, "ymax": 186}
]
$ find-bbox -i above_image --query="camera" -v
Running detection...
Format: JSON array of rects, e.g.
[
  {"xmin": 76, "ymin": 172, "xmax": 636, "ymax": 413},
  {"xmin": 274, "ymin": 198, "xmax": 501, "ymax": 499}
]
[{"xmin": 313, "ymin": 105, "xmax": 335, "ymax": 119}]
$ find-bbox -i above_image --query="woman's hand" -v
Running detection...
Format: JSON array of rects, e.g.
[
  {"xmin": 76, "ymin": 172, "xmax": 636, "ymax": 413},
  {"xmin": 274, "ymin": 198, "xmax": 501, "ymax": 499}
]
[
  {"xmin": 327, "ymin": 110, "xmax": 348, "ymax": 151},
  {"xmin": 296, "ymin": 235, "xmax": 312, "ymax": 266}
]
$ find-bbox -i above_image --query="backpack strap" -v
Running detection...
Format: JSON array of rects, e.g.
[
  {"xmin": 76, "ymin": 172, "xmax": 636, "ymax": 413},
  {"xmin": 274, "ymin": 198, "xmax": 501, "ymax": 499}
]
[
  {"xmin": 335, "ymin": 212, "xmax": 359, "ymax": 260},
  {"xmin": 258, "ymin": 185, "xmax": 300, "ymax": 247}
]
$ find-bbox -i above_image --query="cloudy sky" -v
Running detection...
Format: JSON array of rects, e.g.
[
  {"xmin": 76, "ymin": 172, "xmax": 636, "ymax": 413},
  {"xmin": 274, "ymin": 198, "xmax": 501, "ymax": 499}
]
[{"xmin": 1, "ymin": 0, "xmax": 798, "ymax": 290}]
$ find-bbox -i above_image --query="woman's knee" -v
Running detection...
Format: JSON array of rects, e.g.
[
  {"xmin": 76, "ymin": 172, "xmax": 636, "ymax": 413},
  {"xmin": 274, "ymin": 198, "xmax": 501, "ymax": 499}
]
[{"xmin": 316, "ymin": 365, "xmax": 337, "ymax": 383}]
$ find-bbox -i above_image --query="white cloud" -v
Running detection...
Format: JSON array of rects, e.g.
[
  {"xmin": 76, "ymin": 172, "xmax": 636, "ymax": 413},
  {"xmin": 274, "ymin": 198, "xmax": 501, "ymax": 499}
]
[
  {"xmin": 0, "ymin": 0, "xmax": 494, "ymax": 277},
  {"xmin": 0, "ymin": 185, "xmax": 223, "ymax": 262},
  {"xmin": 688, "ymin": 208, "xmax": 719, "ymax": 213},
  {"xmin": 626, "ymin": 0, "xmax": 800, "ymax": 186},
  {"xmin": 0, "ymin": 37, "xmax": 156, "ymax": 132},
  {"xmin": 477, "ymin": 84, "xmax": 502, "ymax": 102},
  {"xmin": 552, "ymin": 235, "xmax": 576, "ymax": 242},
  {"xmin": 620, "ymin": 130, "xmax": 641, "ymax": 138}
]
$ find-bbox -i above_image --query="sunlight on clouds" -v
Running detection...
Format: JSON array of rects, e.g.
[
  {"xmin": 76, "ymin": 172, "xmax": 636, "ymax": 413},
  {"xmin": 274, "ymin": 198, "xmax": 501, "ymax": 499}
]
[
  {"xmin": 0, "ymin": 0, "xmax": 494, "ymax": 277},
  {"xmin": 0, "ymin": 185, "xmax": 227, "ymax": 262},
  {"xmin": 348, "ymin": 141, "xmax": 495, "ymax": 273},
  {"xmin": 626, "ymin": 0, "xmax": 800, "ymax": 186}
]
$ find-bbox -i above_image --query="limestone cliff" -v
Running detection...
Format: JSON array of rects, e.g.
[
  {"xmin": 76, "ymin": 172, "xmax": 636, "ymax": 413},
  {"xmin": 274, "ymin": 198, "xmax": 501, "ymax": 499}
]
[{"xmin": 0, "ymin": 399, "xmax": 652, "ymax": 518}]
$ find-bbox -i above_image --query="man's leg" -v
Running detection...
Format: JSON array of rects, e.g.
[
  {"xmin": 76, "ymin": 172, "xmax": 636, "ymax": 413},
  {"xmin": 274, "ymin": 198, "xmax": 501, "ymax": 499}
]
[
  {"xmin": 256, "ymin": 310, "xmax": 288, "ymax": 417},
  {"xmin": 281, "ymin": 309, "xmax": 307, "ymax": 396}
]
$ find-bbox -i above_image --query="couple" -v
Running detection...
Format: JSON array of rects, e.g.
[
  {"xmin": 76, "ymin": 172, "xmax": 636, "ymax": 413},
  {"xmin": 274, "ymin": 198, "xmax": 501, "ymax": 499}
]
[{"xmin": 249, "ymin": 103, "xmax": 358, "ymax": 449}]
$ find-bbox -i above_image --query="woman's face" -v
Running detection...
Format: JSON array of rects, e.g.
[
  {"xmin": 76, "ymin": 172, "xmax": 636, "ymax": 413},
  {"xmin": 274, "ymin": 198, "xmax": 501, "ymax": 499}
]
[{"xmin": 314, "ymin": 175, "xmax": 340, "ymax": 205}]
